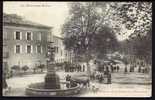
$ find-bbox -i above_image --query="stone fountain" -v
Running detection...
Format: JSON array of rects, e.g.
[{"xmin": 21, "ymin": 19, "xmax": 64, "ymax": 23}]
[{"xmin": 25, "ymin": 42, "xmax": 81, "ymax": 96}]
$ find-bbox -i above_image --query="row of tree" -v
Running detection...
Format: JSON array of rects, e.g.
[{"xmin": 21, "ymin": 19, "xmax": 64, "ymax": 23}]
[
  {"xmin": 61, "ymin": 2, "xmax": 152, "ymax": 75},
  {"xmin": 9, "ymin": 64, "xmax": 46, "ymax": 75}
]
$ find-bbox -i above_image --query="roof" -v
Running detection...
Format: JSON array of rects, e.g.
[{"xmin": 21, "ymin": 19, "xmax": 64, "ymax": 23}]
[{"xmin": 3, "ymin": 13, "xmax": 52, "ymax": 29}]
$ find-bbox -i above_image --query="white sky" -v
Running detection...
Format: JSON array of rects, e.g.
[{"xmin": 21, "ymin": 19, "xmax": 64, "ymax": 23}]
[
  {"xmin": 3, "ymin": 1, "xmax": 129, "ymax": 40},
  {"xmin": 3, "ymin": 2, "xmax": 69, "ymax": 37}
]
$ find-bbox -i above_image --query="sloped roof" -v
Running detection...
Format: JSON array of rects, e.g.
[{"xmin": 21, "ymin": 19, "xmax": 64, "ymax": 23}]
[{"xmin": 3, "ymin": 13, "xmax": 52, "ymax": 29}]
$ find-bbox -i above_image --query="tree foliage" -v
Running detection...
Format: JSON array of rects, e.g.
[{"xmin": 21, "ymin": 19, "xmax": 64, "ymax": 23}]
[
  {"xmin": 62, "ymin": 2, "xmax": 119, "ymax": 62},
  {"xmin": 96, "ymin": 2, "xmax": 152, "ymax": 64},
  {"xmin": 21, "ymin": 65, "xmax": 29, "ymax": 72},
  {"xmin": 62, "ymin": 2, "xmax": 152, "ymax": 65},
  {"xmin": 130, "ymin": 28, "xmax": 152, "ymax": 64},
  {"xmin": 119, "ymin": 27, "xmax": 152, "ymax": 64},
  {"xmin": 111, "ymin": 2, "xmax": 151, "ymax": 38},
  {"xmin": 11, "ymin": 65, "xmax": 20, "ymax": 71},
  {"xmin": 94, "ymin": 2, "xmax": 152, "ymax": 39}
]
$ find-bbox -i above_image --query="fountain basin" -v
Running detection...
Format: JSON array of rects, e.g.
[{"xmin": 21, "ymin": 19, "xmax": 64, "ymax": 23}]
[{"xmin": 25, "ymin": 82, "xmax": 81, "ymax": 96}]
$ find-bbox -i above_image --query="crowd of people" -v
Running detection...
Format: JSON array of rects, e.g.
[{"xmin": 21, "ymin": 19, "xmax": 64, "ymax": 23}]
[
  {"xmin": 65, "ymin": 64, "xmax": 86, "ymax": 72},
  {"xmin": 64, "ymin": 62, "xmax": 116, "ymax": 85},
  {"xmin": 98, "ymin": 63, "xmax": 120, "ymax": 73},
  {"xmin": 64, "ymin": 59, "xmax": 151, "ymax": 85},
  {"xmin": 124, "ymin": 60, "xmax": 151, "ymax": 74}
]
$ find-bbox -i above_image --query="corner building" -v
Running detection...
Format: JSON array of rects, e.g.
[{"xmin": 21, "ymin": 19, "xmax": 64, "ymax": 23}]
[{"xmin": 3, "ymin": 13, "xmax": 52, "ymax": 69}]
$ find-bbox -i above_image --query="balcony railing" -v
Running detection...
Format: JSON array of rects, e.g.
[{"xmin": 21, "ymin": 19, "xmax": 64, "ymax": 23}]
[{"xmin": 3, "ymin": 52, "xmax": 9, "ymax": 58}]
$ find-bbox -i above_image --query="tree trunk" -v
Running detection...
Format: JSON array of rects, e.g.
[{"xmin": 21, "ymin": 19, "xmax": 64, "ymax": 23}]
[{"xmin": 86, "ymin": 61, "xmax": 91, "ymax": 78}]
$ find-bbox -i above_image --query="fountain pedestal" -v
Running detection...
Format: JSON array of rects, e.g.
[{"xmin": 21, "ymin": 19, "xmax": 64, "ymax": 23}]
[{"xmin": 44, "ymin": 64, "xmax": 60, "ymax": 89}]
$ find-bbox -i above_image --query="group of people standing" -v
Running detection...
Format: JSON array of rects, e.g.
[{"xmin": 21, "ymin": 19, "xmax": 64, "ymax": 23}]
[
  {"xmin": 91, "ymin": 66, "xmax": 112, "ymax": 84},
  {"xmin": 124, "ymin": 61, "xmax": 150, "ymax": 73},
  {"xmin": 98, "ymin": 63, "xmax": 120, "ymax": 73},
  {"xmin": 110, "ymin": 64, "xmax": 120, "ymax": 73},
  {"xmin": 65, "ymin": 64, "xmax": 86, "ymax": 72}
]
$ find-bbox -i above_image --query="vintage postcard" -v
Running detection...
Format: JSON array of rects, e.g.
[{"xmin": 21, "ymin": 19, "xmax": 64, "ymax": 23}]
[{"xmin": 2, "ymin": 1, "xmax": 152, "ymax": 97}]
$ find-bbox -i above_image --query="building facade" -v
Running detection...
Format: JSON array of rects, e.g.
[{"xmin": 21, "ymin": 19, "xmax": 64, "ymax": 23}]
[
  {"xmin": 3, "ymin": 13, "xmax": 52, "ymax": 69},
  {"xmin": 52, "ymin": 36, "xmax": 73, "ymax": 63}
]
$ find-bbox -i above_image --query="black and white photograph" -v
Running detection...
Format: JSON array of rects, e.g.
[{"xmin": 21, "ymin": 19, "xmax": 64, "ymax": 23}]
[{"xmin": 2, "ymin": 1, "xmax": 152, "ymax": 97}]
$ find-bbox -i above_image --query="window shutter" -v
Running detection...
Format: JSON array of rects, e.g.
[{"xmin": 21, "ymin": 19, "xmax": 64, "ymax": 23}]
[
  {"xmin": 36, "ymin": 45, "xmax": 37, "ymax": 53},
  {"xmin": 25, "ymin": 32, "xmax": 27, "ymax": 40},
  {"xmin": 40, "ymin": 33, "xmax": 42, "ymax": 41},
  {"xmin": 20, "ymin": 45, "xmax": 22, "ymax": 53},
  {"xmin": 14, "ymin": 32, "xmax": 16, "ymax": 40},
  {"xmin": 41, "ymin": 46, "xmax": 43, "ymax": 53},
  {"xmin": 25, "ymin": 45, "xmax": 27, "ymax": 53},
  {"xmin": 3, "ymin": 32, "xmax": 7, "ymax": 40},
  {"xmin": 31, "ymin": 45, "xmax": 33, "ymax": 53},
  {"xmin": 14, "ymin": 45, "xmax": 16, "ymax": 53},
  {"xmin": 31, "ymin": 32, "xmax": 33, "ymax": 40},
  {"xmin": 20, "ymin": 32, "xmax": 22, "ymax": 40},
  {"xmin": 39, "ymin": 33, "xmax": 41, "ymax": 41},
  {"xmin": 6, "ymin": 32, "xmax": 8, "ymax": 40}
]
